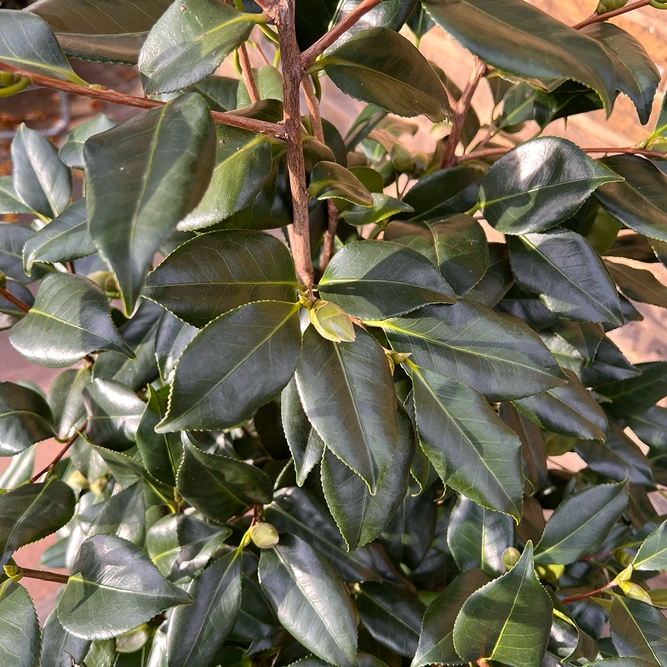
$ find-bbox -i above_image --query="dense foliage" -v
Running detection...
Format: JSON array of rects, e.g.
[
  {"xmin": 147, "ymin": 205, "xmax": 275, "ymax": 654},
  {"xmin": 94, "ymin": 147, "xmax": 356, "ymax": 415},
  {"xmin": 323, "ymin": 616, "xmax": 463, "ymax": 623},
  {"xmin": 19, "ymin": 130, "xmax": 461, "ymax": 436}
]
[{"xmin": 1, "ymin": 0, "xmax": 667, "ymax": 665}]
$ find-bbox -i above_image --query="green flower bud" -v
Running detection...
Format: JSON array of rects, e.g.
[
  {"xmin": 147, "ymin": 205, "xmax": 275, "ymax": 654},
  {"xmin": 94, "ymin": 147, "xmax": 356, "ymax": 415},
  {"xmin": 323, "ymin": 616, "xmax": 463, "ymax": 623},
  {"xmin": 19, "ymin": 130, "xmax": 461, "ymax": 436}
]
[
  {"xmin": 0, "ymin": 270, "xmax": 6, "ymax": 290},
  {"xmin": 502, "ymin": 547, "xmax": 521, "ymax": 570},
  {"xmin": 67, "ymin": 470, "xmax": 89, "ymax": 490},
  {"xmin": 251, "ymin": 522, "xmax": 280, "ymax": 549},
  {"xmin": 649, "ymin": 0, "xmax": 667, "ymax": 8},
  {"xmin": 390, "ymin": 144, "xmax": 414, "ymax": 173},
  {"xmin": 596, "ymin": 0, "xmax": 628, "ymax": 13},
  {"xmin": 309, "ymin": 300, "xmax": 356, "ymax": 343},
  {"xmin": 3, "ymin": 565, "xmax": 23, "ymax": 581}
]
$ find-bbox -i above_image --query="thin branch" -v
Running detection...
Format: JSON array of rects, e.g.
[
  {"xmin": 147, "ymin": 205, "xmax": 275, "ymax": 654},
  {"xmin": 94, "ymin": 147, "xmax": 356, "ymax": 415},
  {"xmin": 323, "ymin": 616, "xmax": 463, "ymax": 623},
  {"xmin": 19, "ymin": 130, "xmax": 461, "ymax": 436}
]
[
  {"xmin": 19, "ymin": 567, "xmax": 69, "ymax": 585},
  {"xmin": 561, "ymin": 580, "xmax": 616, "ymax": 604},
  {"xmin": 441, "ymin": 58, "xmax": 487, "ymax": 168},
  {"xmin": 0, "ymin": 62, "xmax": 287, "ymax": 139},
  {"xmin": 238, "ymin": 43, "xmax": 261, "ymax": 103},
  {"xmin": 573, "ymin": 0, "xmax": 651, "ymax": 29},
  {"xmin": 31, "ymin": 424, "xmax": 87, "ymax": 483},
  {"xmin": 301, "ymin": 0, "xmax": 387, "ymax": 70},
  {"xmin": 0, "ymin": 287, "xmax": 31, "ymax": 313}
]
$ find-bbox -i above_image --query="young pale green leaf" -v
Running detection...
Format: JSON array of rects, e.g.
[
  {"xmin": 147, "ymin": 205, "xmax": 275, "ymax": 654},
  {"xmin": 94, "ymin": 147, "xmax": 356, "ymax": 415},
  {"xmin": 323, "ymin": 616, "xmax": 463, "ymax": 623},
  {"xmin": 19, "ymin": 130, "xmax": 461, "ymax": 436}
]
[
  {"xmin": 447, "ymin": 496, "xmax": 515, "ymax": 575},
  {"xmin": 508, "ymin": 229, "xmax": 623, "ymax": 325},
  {"xmin": 309, "ymin": 300, "xmax": 356, "ymax": 343},
  {"xmin": 321, "ymin": 405, "xmax": 414, "ymax": 551},
  {"xmin": 12, "ymin": 124, "xmax": 72, "ymax": 219},
  {"xmin": 534, "ymin": 480, "xmax": 629, "ymax": 564},
  {"xmin": 155, "ymin": 311, "xmax": 198, "ymax": 382},
  {"xmin": 0, "ymin": 479, "xmax": 76, "ymax": 566},
  {"xmin": 0, "ymin": 381, "xmax": 55, "ymax": 456},
  {"xmin": 40, "ymin": 610, "xmax": 91, "ymax": 667},
  {"xmin": 308, "ymin": 161, "xmax": 374, "ymax": 206},
  {"xmin": 341, "ymin": 193, "xmax": 414, "ymax": 226},
  {"xmin": 596, "ymin": 155, "xmax": 667, "ymax": 243},
  {"xmin": 380, "ymin": 302, "xmax": 565, "ymax": 401},
  {"xmin": 23, "ymin": 199, "xmax": 96, "ymax": 274},
  {"xmin": 281, "ymin": 377, "xmax": 326, "ymax": 486},
  {"xmin": 606, "ymin": 261, "xmax": 667, "ymax": 309},
  {"xmin": 422, "ymin": 0, "xmax": 615, "ymax": 113},
  {"xmin": 29, "ymin": 0, "xmax": 172, "ymax": 65},
  {"xmin": 633, "ymin": 520, "xmax": 667, "ymax": 571},
  {"xmin": 610, "ymin": 596, "xmax": 667, "ymax": 665},
  {"xmin": 513, "ymin": 369, "xmax": 608, "ymax": 441},
  {"xmin": 357, "ymin": 581, "xmax": 425, "ymax": 658},
  {"xmin": 166, "ymin": 549, "xmax": 243, "ymax": 667},
  {"xmin": 411, "ymin": 365, "xmax": 523, "ymax": 520},
  {"xmin": 58, "ymin": 115, "xmax": 116, "ymax": 169},
  {"xmin": 479, "ymin": 138, "xmax": 620, "ymax": 234},
  {"xmin": 58, "ymin": 535, "xmax": 193, "ymax": 640},
  {"xmin": 412, "ymin": 569, "xmax": 492, "ymax": 667},
  {"xmin": 178, "ymin": 126, "xmax": 274, "ymax": 232},
  {"xmin": 0, "ymin": 177, "xmax": 32, "ymax": 215},
  {"xmin": 596, "ymin": 361, "xmax": 667, "ymax": 417},
  {"xmin": 265, "ymin": 486, "xmax": 381, "ymax": 583},
  {"xmin": 321, "ymin": 27, "xmax": 450, "ymax": 122},
  {"xmin": 385, "ymin": 215, "xmax": 489, "ymax": 296},
  {"xmin": 582, "ymin": 23, "xmax": 659, "ymax": 125},
  {"xmin": 0, "ymin": 580, "xmax": 40, "ymax": 667},
  {"xmin": 146, "ymin": 513, "xmax": 231, "ymax": 583},
  {"xmin": 145, "ymin": 230, "xmax": 299, "ymax": 327},
  {"xmin": 176, "ymin": 437, "xmax": 273, "ymax": 522},
  {"xmin": 139, "ymin": 0, "xmax": 263, "ymax": 93},
  {"xmin": 259, "ymin": 534, "xmax": 358, "ymax": 667},
  {"xmin": 295, "ymin": 325, "xmax": 398, "ymax": 494},
  {"xmin": 452, "ymin": 543, "xmax": 553, "ymax": 667},
  {"xmin": 84, "ymin": 93, "xmax": 215, "ymax": 314},
  {"xmin": 10, "ymin": 273, "xmax": 134, "ymax": 368},
  {"xmin": 158, "ymin": 301, "xmax": 301, "ymax": 432},
  {"xmin": 319, "ymin": 240, "xmax": 456, "ymax": 319},
  {"xmin": 0, "ymin": 9, "xmax": 87, "ymax": 83}
]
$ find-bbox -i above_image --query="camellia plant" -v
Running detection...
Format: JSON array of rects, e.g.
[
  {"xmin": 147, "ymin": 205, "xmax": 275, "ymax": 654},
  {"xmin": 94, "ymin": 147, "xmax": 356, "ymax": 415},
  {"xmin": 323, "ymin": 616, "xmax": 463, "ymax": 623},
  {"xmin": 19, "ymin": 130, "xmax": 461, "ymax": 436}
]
[{"xmin": 2, "ymin": 0, "xmax": 667, "ymax": 665}]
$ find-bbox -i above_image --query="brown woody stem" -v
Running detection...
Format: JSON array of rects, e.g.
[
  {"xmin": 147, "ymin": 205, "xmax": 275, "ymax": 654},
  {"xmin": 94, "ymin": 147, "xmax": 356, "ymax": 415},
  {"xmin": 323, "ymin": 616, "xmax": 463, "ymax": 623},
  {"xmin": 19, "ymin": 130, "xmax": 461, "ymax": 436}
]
[
  {"xmin": 0, "ymin": 287, "xmax": 31, "ymax": 313},
  {"xmin": 572, "ymin": 0, "xmax": 651, "ymax": 29},
  {"xmin": 561, "ymin": 580, "xmax": 616, "ymax": 604},
  {"xmin": 238, "ymin": 43, "xmax": 261, "ymax": 103},
  {"xmin": 0, "ymin": 61, "xmax": 287, "ymax": 139},
  {"xmin": 19, "ymin": 567, "xmax": 69, "ymax": 585},
  {"xmin": 31, "ymin": 424, "xmax": 87, "ymax": 483},
  {"xmin": 441, "ymin": 58, "xmax": 487, "ymax": 168}
]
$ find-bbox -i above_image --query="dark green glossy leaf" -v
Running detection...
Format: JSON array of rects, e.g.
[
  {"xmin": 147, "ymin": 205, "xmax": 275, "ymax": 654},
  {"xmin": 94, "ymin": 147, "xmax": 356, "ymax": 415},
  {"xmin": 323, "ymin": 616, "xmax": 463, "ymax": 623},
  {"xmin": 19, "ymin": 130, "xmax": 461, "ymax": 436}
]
[
  {"xmin": 412, "ymin": 569, "xmax": 492, "ymax": 667},
  {"xmin": 0, "ymin": 580, "xmax": 40, "ymax": 667},
  {"xmin": 58, "ymin": 115, "xmax": 116, "ymax": 169},
  {"xmin": 12, "ymin": 124, "xmax": 71, "ymax": 219},
  {"xmin": 0, "ymin": 446, "xmax": 35, "ymax": 490},
  {"xmin": 155, "ymin": 311, "xmax": 198, "ymax": 382},
  {"xmin": 534, "ymin": 480, "xmax": 629, "ymax": 564},
  {"xmin": 0, "ymin": 478, "xmax": 75, "ymax": 566},
  {"xmin": 166, "ymin": 549, "xmax": 243, "ymax": 667},
  {"xmin": 0, "ymin": 382, "xmax": 55, "ymax": 456},
  {"xmin": 479, "ymin": 138, "xmax": 620, "ymax": 235},
  {"xmin": 58, "ymin": 535, "xmax": 193, "ymax": 640},
  {"xmin": 295, "ymin": 325, "xmax": 398, "ymax": 494},
  {"xmin": 321, "ymin": 27, "xmax": 450, "ymax": 122},
  {"xmin": 41, "ymin": 610, "xmax": 91, "ymax": 667},
  {"xmin": 84, "ymin": 93, "xmax": 215, "ymax": 314},
  {"xmin": 605, "ymin": 234, "xmax": 658, "ymax": 263},
  {"xmin": 357, "ymin": 581, "xmax": 425, "ymax": 658},
  {"xmin": 628, "ymin": 406, "xmax": 667, "ymax": 452},
  {"xmin": 447, "ymin": 495, "xmax": 515, "ymax": 574},
  {"xmin": 9, "ymin": 273, "xmax": 133, "ymax": 368},
  {"xmin": 145, "ymin": 230, "xmax": 299, "ymax": 327},
  {"xmin": 582, "ymin": 23, "xmax": 659, "ymax": 125},
  {"xmin": 159, "ymin": 301, "xmax": 302, "ymax": 432},
  {"xmin": 23, "ymin": 200, "xmax": 96, "ymax": 274},
  {"xmin": 308, "ymin": 161, "xmax": 374, "ymax": 206},
  {"xmin": 0, "ymin": 279, "xmax": 33, "ymax": 329},
  {"xmin": 384, "ymin": 215, "xmax": 488, "ymax": 296},
  {"xmin": 610, "ymin": 596, "xmax": 667, "ymax": 665},
  {"xmin": 265, "ymin": 486, "xmax": 381, "ymax": 583},
  {"xmin": 259, "ymin": 534, "xmax": 358, "ymax": 667},
  {"xmin": 139, "ymin": 0, "xmax": 263, "ymax": 93},
  {"xmin": 178, "ymin": 126, "xmax": 274, "ymax": 231},
  {"xmin": 0, "ymin": 177, "xmax": 32, "ymax": 215},
  {"xmin": 0, "ymin": 9, "xmax": 87, "ymax": 82},
  {"xmin": 341, "ymin": 193, "xmax": 413, "ymax": 226},
  {"xmin": 633, "ymin": 520, "xmax": 667, "ymax": 571},
  {"xmin": 452, "ymin": 543, "xmax": 552, "ymax": 667},
  {"xmin": 422, "ymin": 0, "xmax": 615, "ymax": 113},
  {"xmin": 177, "ymin": 437, "xmax": 273, "ymax": 522},
  {"xmin": 281, "ymin": 377, "xmax": 326, "ymax": 486},
  {"xmin": 381, "ymin": 301, "xmax": 565, "ymax": 401},
  {"xmin": 146, "ymin": 513, "xmax": 231, "ymax": 582},
  {"xmin": 597, "ymin": 361, "xmax": 667, "ymax": 417},
  {"xmin": 321, "ymin": 406, "xmax": 414, "ymax": 550},
  {"xmin": 411, "ymin": 365, "xmax": 523, "ymax": 520},
  {"xmin": 89, "ymin": 482, "xmax": 145, "ymax": 546},
  {"xmin": 513, "ymin": 369, "xmax": 608, "ymax": 441},
  {"xmin": 319, "ymin": 240, "xmax": 455, "ymax": 319},
  {"xmin": 596, "ymin": 155, "xmax": 667, "ymax": 243},
  {"xmin": 465, "ymin": 242, "xmax": 514, "ymax": 307},
  {"xmin": 508, "ymin": 229, "xmax": 623, "ymax": 325},
  {"xmin": 29, "ymin": 0, "xmax": 172, "ymax": 64},
  {"xmin": 606, "ymin": 261, "xmax": 667, "ymax": 309},
  {"xmin": 0, "ymin": 224, "xmax": 49, "ymax": 285}
]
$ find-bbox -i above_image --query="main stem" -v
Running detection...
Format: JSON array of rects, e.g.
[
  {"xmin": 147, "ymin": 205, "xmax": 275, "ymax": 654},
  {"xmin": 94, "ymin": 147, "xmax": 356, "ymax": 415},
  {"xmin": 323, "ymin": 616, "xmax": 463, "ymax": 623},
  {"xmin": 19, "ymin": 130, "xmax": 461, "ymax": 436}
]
[
  {"xmin": 0, "ymin": 287, "xmax": 31, "ymax": 313},
  {"xmin": 573, "ymin": 0, "xmax": 651, "ymax": 29},
  {"xmin": 19, "ymin": 567, "xmax": 69, "ymax": 585}
]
